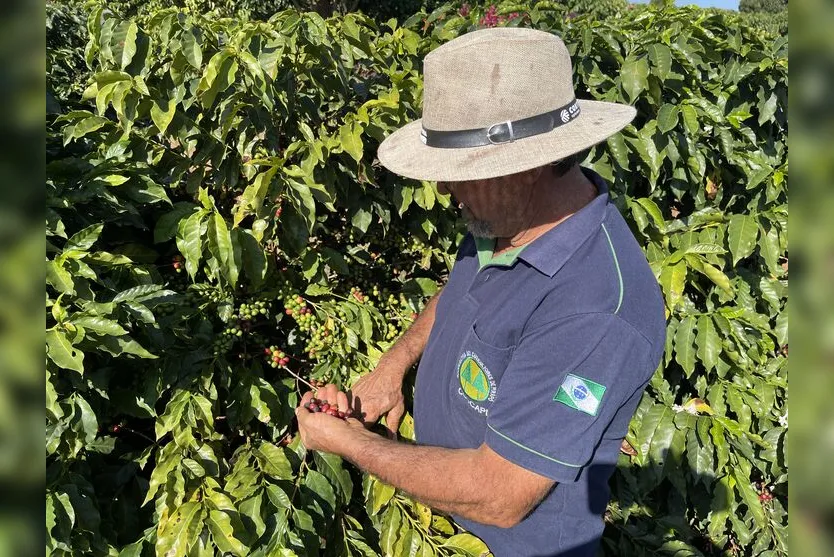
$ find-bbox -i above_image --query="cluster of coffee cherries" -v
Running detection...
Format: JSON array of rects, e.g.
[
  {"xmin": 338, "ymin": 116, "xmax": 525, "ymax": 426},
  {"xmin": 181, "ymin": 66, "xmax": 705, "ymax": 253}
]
[
  {"xmin": 384, "ymin": 323, "xmax": 399, "ymax": 340},
  {"xmin": 264, "ymin": 345, "xmax": 290, "ymax": 368},
  {"xmin": 284, "ymin": 295, "xmax": 306, "ymax": 316},
  {"xmin": 757, "ymin": 482, "xmax": 775, "ymax": 503},
  {"xmin": 478, "ymin": 5, "xmax": 523, "ymax": 27},
  {"xmin": 372, "ymin": 286, "xmax": 401, "ymax": 308},
  {"xmin": 305, "ymin": 322, "xmax": 333, "ymax": 359},
  {"xmin": 303, "ymin": 398, "xmax": 348, "ymax": 419},
  {"xmin": 172, "ymin": 254, "xmax": 185, "ymax": 272},
  {"xmin": 236, "ymin": 299, "xmax": 270, "ymax": 320},
  {"xmin": 212, "ymin": 326, "xmax": 240, "ymax": 356},
  {"xmin": 349, "ymin": 286, "xmax": 367, "ymax": 304},
  {"xmin": 192, "ymin": 284, "xmax": 227, "ymax": 304},
  {"xmin": 285, "ymin": 296, "xmax": 316, "ymax": 331}
]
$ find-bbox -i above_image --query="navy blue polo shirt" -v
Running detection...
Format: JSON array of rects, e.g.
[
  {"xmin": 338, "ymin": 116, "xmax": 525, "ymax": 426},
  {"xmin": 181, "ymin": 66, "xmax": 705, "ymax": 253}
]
[{"xmin": 413, "ymin": 168, "xmax": 666, "ymax": 557}]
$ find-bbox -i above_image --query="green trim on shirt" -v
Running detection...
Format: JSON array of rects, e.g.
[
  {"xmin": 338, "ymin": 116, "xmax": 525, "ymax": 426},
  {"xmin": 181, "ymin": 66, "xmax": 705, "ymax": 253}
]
[
  {"xmin": 487, "ymin": 424, "xmax": 583, "ymax": 468},
  {"xmin": 474, "ymin": 236, "xmax": 527, "ymax": 270}
]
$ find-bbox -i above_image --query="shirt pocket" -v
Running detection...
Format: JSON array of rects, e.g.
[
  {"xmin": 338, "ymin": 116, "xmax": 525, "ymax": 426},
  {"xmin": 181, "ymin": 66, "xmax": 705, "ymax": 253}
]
[{"xmin": 449, "ymin": 324, "xmax": 516, "ymax": 424}]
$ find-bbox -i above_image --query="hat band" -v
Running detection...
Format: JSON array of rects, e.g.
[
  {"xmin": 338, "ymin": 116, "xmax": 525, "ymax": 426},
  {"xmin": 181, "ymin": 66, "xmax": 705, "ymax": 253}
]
[{"xmin": 420, "ymin": 99, "xmax": 580, "ymax": 149}]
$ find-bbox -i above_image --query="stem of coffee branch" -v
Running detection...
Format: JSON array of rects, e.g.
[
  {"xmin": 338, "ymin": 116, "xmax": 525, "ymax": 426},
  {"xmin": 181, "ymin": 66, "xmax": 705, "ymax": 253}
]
[{"xmin": 283, "ymin": 364, "xmax": 316, "ymax": 391}]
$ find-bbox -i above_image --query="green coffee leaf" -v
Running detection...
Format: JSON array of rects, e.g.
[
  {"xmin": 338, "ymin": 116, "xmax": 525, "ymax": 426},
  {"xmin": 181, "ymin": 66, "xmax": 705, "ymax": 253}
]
[
  {"xmin": 240, "ymin": 492, "xmax": 267, "ymax": 538},
  {"xmin": 150, "ymin": 98, "xmax": 177, "ymax": 134},
  {"xmin": 380, "ymin": 506, "xmax": 402, "ymax": 555},
  {"xmin": 66, "ymin": 223, "xmax": 103, "ymax": 252},
  {"xmin": 46, "ymin": 329, "xmax": 84, "ymax": 373},
  {"xmin": 339, "ymin": 120, "xmax": 364, "ymax": 162},
  {"xmin": 208, "ymin": 213, "xmax": 239, "ymax": 287},
  {"xmin": 176, "ymin": 210, "xmax": 206, "ymax": 279},
  {"xmin": 70, "ymin": 316, "xmax": 127, "ymax": 336},
  {"xmin": 708, "ymin": 474, "xmax": 732, "ymax": 541},
  {"xmin": 119, "ymin": 22, "xmax": 138, "ymax": 69},
  {"xmin": 727, "ymin": 214, "xmax": 759, "ymax": 265},
  {"xmin": 680, "ymin": 104, "xmax": 699, "ymax": 135},
  {"xmin": 370, "ymin": 478, "xmax": 395, "ymax": 516},
  {"xmin": 47, "ymin": 260, "xmax": 75, "ymax": 294},
  {"xmin": 620, "ymin": 55, "xmax": 649, "ymax": 103},
  {"xmin": 154, "ymin": 203, "xmax": 197, "ymax": 243},
  {"xmin": 118, "ymin": 541, "xmax": 144, "ymax": 557},
  {"xmin": 647, "ymin": 43, "xmax": 673, "ymax": 81},
  {"xmin": 733, "ymin": 469, "xmax": 767, "ymax": 527},
  {"xmin": 313, "ymin": 451, "xmax": 354, "ymax": 505},
  {"xmin": 673, "ymin": 315, "xmax": 696, "ymax": 376},
  {"xmin": 156, "ymin": 502, "xmax": 204, "ymax": 557},
  {"xmin": 656, "ymin": 104, "xmax": 679, "ymax": 133},
  {"xmin": 207, "ymin": 510, "xmax": 249, "ymax": 557},
  {"xmin": 695, "ymin": 315, "xmax": 720, "ymax": 371},
  {"xmin": 257, "ymin": 442, "xmax": 294, "ymax": 480},
  {"xmin": 182, "ymin": 28, "xmax": 202, "ymax": 68},
  {"xmin": 685, "ymin": 425, "xmax": 715, "ymax": 485},
  {"xmin": 441, "ymin": 533, "xmax": 490, "ymax": 557},
  {"xmin": 658, "ymin": 260, "xmax": 686, "ymax": 311},
  {"xmin": 234, "ymin": 168, "xmax": 276, "ymax": 227}
]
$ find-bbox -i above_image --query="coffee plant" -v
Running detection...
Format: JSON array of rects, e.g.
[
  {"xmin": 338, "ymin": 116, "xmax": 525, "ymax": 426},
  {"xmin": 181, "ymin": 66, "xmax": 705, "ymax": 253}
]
[{"xmin": 46, "ymin": 2, "xmax": 787, "ymax": 556}]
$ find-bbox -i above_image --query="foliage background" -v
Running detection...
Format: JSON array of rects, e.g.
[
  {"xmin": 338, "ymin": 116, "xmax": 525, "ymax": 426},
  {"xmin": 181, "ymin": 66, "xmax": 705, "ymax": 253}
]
[{"xmin": 45, "ymin": 1, "xmax": 787, "ymax": 556}]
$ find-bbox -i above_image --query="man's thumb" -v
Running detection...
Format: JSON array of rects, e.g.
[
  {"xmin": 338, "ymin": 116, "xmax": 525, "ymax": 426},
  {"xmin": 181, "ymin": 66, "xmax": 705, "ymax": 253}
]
[{"xmin": 386, "ymin": 402, "xmax": 405, "ymax": 439}]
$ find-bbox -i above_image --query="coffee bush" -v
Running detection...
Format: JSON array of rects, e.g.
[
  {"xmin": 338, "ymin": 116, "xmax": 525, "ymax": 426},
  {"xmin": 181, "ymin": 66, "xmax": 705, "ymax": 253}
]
[{"xmin": 46, "ymin": 2, "xmax": 786, "ymax": 555}]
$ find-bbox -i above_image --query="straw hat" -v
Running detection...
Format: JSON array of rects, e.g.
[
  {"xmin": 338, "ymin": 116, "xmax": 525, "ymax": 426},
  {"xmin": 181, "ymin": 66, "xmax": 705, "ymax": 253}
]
[{"xmin": 377, "ymin": 27, "xmax": 636, "ymax": 182}]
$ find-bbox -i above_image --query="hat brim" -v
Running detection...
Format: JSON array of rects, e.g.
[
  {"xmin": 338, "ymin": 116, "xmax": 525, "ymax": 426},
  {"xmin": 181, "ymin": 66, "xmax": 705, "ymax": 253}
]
[{"xmin": 377, "ymin": 100, "xmax": 636, "ymax": 182}]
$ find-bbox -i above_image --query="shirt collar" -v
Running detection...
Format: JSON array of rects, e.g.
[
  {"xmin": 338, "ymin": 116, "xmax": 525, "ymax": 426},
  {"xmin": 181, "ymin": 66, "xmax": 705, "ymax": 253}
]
[{"xmin": 517, "ymin": 167, "xmax": 610, "ymax": 277}]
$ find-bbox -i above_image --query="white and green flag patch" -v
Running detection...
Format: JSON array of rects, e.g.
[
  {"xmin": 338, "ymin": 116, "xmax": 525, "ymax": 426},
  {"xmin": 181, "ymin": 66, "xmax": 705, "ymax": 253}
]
[{"xmin": 554, "ymin": 374, "xmax": 606, "ymax": 416}]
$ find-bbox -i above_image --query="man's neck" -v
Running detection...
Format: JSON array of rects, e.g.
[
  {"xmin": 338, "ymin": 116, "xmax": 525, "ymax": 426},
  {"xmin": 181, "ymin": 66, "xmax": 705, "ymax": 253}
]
[{"xmin": 494, "ymin": 166, "xmax": 597, "ymax": 255}]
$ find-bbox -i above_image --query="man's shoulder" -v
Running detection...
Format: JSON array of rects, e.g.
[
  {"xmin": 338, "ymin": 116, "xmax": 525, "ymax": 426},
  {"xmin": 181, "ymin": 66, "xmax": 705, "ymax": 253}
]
[{"xmin": 530, "ymin": 208, "xmax": 666, "ymax": 353}]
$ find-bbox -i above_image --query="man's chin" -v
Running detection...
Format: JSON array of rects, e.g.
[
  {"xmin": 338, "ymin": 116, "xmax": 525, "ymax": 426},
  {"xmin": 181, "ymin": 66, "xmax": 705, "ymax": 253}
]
[{"xmin": 464, "ymin": 219, "xmax": 495, "ymax": 239}]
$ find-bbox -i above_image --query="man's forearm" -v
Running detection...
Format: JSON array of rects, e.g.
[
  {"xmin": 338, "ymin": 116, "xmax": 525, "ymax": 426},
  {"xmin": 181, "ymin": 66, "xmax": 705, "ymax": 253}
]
[
  {"xmin": 380, "ymin": 289, "xmax": 442, "ymax": 374},
  {"xmin": 337, "ymin": 428, "xmax": 510, "ymax": 527}
]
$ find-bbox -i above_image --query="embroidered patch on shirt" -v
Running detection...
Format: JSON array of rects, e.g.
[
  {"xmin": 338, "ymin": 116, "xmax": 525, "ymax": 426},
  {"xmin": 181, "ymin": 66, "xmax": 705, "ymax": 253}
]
[{"xmin": 554, "ymin": 374, "xmax": 607, "ymax": 416}]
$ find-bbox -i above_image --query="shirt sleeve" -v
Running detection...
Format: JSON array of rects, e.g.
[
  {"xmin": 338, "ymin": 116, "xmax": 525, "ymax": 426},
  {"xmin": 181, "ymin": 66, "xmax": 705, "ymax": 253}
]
[{"xmin": 485, "ymin": 313, "xmax": 654, "ymax": 483}]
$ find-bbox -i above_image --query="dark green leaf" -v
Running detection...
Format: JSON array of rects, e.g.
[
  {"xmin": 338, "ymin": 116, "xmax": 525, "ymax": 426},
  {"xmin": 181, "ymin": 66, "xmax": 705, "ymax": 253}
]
[
  {"xmin": 727, "ymin": 214, "xmax": 758, "ymax": 265},
  {"xmin": 46, "ymin": 329, "xmax": 84, "ymax": 373},
  {"xmin": 66, "ymin": 223, "xmax": 103, "ymax": 251},
  {"xmin": 176, "ymin": 210, "xmax": 206, "ymax": 278},
  {"xmin": 620, "ymin": 56, "xmax": 649, "ymax": 103},
  {"xmin": 657, "ymin": 104, "xmax": 679, "ymax": 133},
  {"xmin": 674, "ymin": 315, "xmax": 696, "ymax": 376}
]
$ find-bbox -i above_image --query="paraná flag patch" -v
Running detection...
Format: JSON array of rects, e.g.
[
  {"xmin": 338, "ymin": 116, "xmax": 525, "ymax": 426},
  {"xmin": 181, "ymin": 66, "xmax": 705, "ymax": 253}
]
[{"xmin": 554, "ymin": 374, "xmax": 607, "ymax": 416}]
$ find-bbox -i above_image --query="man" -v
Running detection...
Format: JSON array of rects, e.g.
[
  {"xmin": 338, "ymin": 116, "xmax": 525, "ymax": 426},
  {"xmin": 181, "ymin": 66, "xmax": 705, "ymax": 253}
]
[{"xmin": 295, "ymin": 28, "xmax": 666, "ymax": 556}]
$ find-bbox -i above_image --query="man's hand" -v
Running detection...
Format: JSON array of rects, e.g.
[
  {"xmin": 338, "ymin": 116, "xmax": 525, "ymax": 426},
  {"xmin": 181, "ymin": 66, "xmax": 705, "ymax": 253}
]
[
  {"xmin": 348, "ymin": 359, "xmax": 406, "ymax": 438},
  {"xmin": 295, "ymin": 386, "xmax": 368, "ymax": 454}
]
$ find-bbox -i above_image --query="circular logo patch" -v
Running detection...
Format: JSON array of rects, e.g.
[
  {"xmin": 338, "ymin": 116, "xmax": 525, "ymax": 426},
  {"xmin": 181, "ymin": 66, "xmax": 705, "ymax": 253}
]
[
  {"xmin": 572, "ymin": 384, "xmax": 589, "ymax": 401},
  {"xmin": 458, "ymin": 356, "xmax": 491, "ymax": 402}
]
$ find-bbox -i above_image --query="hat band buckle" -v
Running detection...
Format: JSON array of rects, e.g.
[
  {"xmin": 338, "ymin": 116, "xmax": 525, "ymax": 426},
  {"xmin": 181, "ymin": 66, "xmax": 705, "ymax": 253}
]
[{"xmin": 487, "ymin": 121, "xmax": 515, "ymax": 144}]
